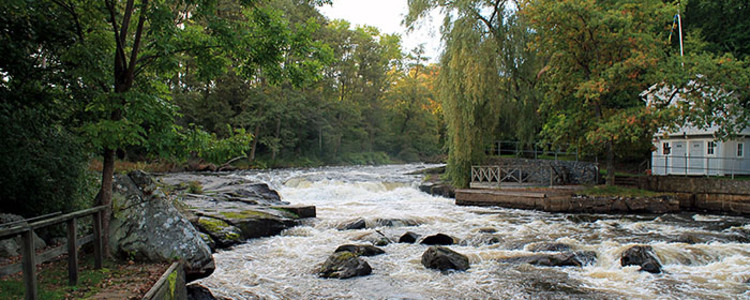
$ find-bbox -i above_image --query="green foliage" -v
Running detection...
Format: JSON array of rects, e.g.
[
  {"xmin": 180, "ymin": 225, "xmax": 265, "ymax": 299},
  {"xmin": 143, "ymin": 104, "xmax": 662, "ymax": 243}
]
[
  {"xmin": 0, "ymin": 104, "xmax": 96, "ymax": 217},
  {"xmin": 179, "ymin": 126, "xmax": 253, "ymax": 164},
  {"xmin": 684, "ymin": 0, "xmax": 750, "ymax": 60},
  {"xmin": 338, "ymin": 152, "xmax": 393, "ymax": 166}
]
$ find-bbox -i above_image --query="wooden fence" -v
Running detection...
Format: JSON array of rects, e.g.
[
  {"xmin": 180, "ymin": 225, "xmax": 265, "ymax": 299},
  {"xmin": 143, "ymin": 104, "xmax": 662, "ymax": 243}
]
[{"xmin": 0, "ymin": 206, "xmax": 106, "ymax": 300}]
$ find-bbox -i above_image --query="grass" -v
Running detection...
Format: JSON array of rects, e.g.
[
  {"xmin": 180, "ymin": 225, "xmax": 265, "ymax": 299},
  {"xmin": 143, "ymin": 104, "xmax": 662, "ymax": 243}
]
[
  {"xmin": 0, "ymin": 255, "xmax": 168, "ymax": 300},
  {"xmin": 580, "ymin": 185, "xmax": 665, "ymax": 197}
]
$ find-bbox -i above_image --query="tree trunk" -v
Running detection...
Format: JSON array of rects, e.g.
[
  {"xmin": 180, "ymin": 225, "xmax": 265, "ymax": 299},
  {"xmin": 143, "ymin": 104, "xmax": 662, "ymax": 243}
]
[
  {"xmin": 99, "ymin": 147, "xmax": 116, "ymax": 257},
  {"xmin": 606, "ymin": 139, "xmax": 615, "ymax": 186}
]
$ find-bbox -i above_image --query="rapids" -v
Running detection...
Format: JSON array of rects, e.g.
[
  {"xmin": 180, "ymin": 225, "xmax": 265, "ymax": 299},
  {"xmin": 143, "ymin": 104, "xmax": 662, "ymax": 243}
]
[{"xmin": 195, "ymin": 164, "xmax": 750, "ymax": 300}]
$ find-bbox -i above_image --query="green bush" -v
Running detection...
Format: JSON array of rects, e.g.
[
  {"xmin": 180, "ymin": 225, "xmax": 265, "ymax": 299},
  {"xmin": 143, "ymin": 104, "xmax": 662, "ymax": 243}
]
[{"xmin": 0, "ymin": 104, "xmax": 96, "ymax": 217}]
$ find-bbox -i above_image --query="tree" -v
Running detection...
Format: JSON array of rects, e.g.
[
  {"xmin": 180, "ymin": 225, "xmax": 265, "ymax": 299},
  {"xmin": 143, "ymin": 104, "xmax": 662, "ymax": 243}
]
[
  {"xmin": 406, "ymin": 0, "xmax": 544, "ymax": 187},
  {"xmin": 1, "ymin": 0, "xmax": 330, "ymax": 255},
  {"xmin": 684, "ymin": 0, "xmax": 750, "ymax": 60},
  {"xmin": 521, "ymin": 0, "xmax": 672, "ymax": 185}
]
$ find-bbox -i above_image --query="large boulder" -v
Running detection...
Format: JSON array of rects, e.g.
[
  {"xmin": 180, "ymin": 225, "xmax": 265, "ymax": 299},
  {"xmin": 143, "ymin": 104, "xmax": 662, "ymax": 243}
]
[
  {"xmin": 0, "ymin": 214, "xmax": 46, "ymax": 258},
  {"xmin": 421, "ymin": 246, "xmax": 470, "ymax": 272},
  {"xmin": 420, "ymin": 233, "xmax": 456, "ymax": 245},
  {"xmin": 318, "ymin": 252, "xmax": 373, "ymax": 279},
  {"xmin": 620, "ymin": 245, "xmax": 662, "ymax": 274},
  {"xmin": 334, "ymin": 244, "xmax": 385, "ymax": 257},
  {"xmin": 110, "ymin": 170, "xmax": 214, "ymax": 281},
  {"xmin": 197, "ymin": 208, "xmax": 297, "ymax": 240},
  {"xmin": 499, "ymin": 251, "xmax": 597, "ymax": 267}
]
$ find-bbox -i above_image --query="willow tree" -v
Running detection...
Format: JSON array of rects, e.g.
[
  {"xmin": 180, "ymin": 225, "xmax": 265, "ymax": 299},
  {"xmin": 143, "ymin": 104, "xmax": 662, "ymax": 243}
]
[{"xmin": 406, "ymin": 0, "xmax": 543, "ymax": 187}]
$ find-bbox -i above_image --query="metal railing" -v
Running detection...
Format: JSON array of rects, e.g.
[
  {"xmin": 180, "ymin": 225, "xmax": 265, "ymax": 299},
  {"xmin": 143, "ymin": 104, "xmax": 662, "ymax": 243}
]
[
  {"xmin": 0, "ymin": 206, "xmax": 106, "ymax": 300},
  {"xmin": 471, "ymin": 165, "xmax": 560, "ymax": 188},
  {"xmin": 651, "ymin": 154, "xmax": 748, "ymax": 178},
  {"xmin": 487, "ymin": 141, "xmax": 580, "ymax": 161}
]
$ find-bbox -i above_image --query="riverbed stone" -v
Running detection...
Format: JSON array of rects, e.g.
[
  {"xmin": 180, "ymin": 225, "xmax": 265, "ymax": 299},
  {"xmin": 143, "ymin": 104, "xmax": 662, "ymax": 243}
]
[
  {"xmin": 499, "ymin": 251, "xmax": 597, "ymax": 267},
  {"xmin": 187, "ymin": 283, "xmax": 222, "ymax": 300},
  {"xmin": 421, "ymin": 246, "xmax": 470, "ymax": 272},
  {"xmin": 335, "ymin": 244, "xmax": 385, "ymax": 256},
  {"xmin": 620, "ymin": 245, "xmax": 662, "ymax": 274},
  {"xmin": 528, "ymin": 242, "xmax": 572, "ymax": 253},
  {"xmin": 399, "ymin": 232, "xmax": 420, "ymax": 243},
  {"xmin": 110, "ymin": 171, "xmax": 214, "ymax": 281},
  {"xmin": 319, "ymin": 252, "xmax": 373, "ymax": 279},
  {"xmin": 420, "ymin": 233, "xmax": 455, "ymax": 245},
  {"xmin": 339, "ymin": 218, "xmax": 367, "ymax": 230}
]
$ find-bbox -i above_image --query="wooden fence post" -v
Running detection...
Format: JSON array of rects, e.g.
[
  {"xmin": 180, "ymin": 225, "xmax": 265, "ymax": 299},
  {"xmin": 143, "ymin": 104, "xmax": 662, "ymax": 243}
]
[
  {"xmin": 67, "ymin": 218, "xmax": 78, "ymax": 286},
  {"xmin": 21, "ymin": 229, "xmax": 37, "ymax": 300},
  {"xmin": 93, "ymin": 211, "xmax": 103, "ymax": 269}
]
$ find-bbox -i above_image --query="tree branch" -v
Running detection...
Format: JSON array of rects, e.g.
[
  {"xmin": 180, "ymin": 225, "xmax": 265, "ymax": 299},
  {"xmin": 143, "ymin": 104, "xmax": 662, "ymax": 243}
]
[
  {"xmin": 104, "ymin": 0, "xmax": 128, "ymax": 72},
  {"xmin": 127, "ymin": 0, "xmax": 149, "ymax": 82}
]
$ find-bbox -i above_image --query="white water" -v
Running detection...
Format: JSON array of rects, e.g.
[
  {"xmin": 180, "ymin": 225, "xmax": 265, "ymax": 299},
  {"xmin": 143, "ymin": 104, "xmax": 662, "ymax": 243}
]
[{"xmin": 196, "ymin": 164, "xmax": 750, "ymax": 300}]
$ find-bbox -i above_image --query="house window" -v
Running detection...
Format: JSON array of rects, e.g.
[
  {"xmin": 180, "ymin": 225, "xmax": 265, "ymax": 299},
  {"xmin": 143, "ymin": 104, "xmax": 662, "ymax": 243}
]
[
  {"xmin": 707, "ymin": 141, "xmax": 717, "ymax": 155},
  {"xmin": 662, "ymin": 142, "xmax": 671, "ymax": 155},
  {"xmin": 739, "ymin": 143, "xmax": 744, "ymax": 157}
]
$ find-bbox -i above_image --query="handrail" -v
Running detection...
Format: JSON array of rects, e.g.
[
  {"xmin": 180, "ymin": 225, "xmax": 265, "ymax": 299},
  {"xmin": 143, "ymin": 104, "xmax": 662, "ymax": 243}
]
[{"xmin": 0, "ymin": 205, "xmax": 106, "ymax": 300}]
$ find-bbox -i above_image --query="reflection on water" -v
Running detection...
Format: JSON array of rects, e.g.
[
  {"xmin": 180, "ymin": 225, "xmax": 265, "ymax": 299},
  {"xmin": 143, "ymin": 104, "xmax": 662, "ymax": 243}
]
[{"xmin": 197, "ymin": 164, "xmax": 750, "ymax": 300}]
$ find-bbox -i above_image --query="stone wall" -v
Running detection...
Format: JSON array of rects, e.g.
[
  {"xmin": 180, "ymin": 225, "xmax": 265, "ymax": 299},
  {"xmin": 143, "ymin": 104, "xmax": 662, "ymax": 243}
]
[
  {"xmin": 643, "ymin": 176, "xmax": 750, "ymax": 195},
  {"xmin": 486, "ymin": 158, "xmax": 598, "ymax": 185},
  {"xmin": 643, "ymin": 176, "xmax": 750, "ymax": 215}
]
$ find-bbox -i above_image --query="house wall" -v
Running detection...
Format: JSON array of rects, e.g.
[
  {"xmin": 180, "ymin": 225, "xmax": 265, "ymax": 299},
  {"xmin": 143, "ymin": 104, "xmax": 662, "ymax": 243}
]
[{"xmin": 651, "ymin": 137, "xmax": 750, "ymax": 176}]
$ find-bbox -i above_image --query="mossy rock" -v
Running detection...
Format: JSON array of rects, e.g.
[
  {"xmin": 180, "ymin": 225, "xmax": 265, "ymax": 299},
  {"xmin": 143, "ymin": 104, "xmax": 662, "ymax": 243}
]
[{"xmin": 195, "ymin": 216, "xmax": 243, "ymax": 248}]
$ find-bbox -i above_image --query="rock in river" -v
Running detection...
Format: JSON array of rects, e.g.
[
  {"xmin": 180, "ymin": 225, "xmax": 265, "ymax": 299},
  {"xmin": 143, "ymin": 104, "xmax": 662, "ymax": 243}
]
[
  {"xmin": 421, "ymin": 246, "xmax": 470, "ymax": 272},
  {"xmin": 399, "ymin": 232, "xmax": 420, "ymax": 244},
  {"xmin": 499, "ymin": 251, "xmax": 597, "ymax": 267},
  {"xmin": 319, "ymin": 252, "xmax": 373, "ymax": 279},
  {"xmin": 620, "ymin": 245, "xmax": 662, "ymax": 274},
  {"xmin": 420, "ymin": 233, "xmax": 455, "ymax": 245},
  {"xmin": 334, "ymin": 244, "xmax": 385, "ymax": 257}
]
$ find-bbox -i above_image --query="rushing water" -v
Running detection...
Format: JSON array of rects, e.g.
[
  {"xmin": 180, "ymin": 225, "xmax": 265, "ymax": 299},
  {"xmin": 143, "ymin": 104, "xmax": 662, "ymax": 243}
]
[{"xmin": 196, "ymin": 164, "xmax": 750, "ymax": 300}]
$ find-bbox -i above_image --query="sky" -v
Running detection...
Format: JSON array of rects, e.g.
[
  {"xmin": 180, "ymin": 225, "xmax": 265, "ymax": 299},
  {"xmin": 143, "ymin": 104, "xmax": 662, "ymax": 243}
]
[{"xmin": 318, "ymin": 0, "xmax": 443, "ymax": 63}]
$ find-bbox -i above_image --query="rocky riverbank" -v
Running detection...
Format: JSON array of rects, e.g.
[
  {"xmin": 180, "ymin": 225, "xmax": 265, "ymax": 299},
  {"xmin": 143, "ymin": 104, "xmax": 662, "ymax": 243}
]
[{"xmin": 106, "ymin": 170, "xmax": 315, "ymax": 298}]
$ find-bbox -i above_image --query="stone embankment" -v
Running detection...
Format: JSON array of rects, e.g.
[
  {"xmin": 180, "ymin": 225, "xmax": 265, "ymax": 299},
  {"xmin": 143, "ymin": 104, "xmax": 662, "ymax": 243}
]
[{"xmin": 454, "ymin": 188, "xmax": 680, "ymax": 214}]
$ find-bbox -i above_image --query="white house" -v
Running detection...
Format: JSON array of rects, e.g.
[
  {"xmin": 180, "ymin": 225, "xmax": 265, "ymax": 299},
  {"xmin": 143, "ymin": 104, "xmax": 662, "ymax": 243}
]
[
  {"xmin": 645, "ymin": 83, "xmax": 750, "ymax": 176},
  {"xmin": 651, "ymin": 125, "xmax": 750, "ymax": 176}
]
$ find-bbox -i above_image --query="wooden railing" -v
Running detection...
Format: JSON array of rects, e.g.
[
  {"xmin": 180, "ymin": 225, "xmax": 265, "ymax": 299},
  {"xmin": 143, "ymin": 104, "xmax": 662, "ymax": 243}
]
[
  {"xmin": 471, "ymin": 165, "xmax": 560, "ymax": 188},
  {"xmin": 0, "ymin": 205, "xmax": 106, "ymax": 300}
]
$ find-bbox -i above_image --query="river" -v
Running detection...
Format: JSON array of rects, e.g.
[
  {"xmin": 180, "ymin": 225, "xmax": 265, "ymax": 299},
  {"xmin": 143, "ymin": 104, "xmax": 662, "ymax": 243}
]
[{"xmin": 196, "ymin": 164, "xmax": 750, "ymax": 300}]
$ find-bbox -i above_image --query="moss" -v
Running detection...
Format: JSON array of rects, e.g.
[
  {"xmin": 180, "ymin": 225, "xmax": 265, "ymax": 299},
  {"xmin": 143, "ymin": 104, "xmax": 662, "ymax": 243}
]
[
  {"xmin": 270, "ymin": 207, "xmax": 300, "ymax": 219},
  {"xmin": 198, "ymin": 217, "xmax": 231, "ymax": 233},
  {"xmin": 198, "ymin": 217, "xmax": 241, "ymax": 240},
  {"xmin": 167, "ymin": 269, "xmax": 177, "ymax": 299},
  {"xmin": 220, "ymin": 210, "xmax": 273, "ymax": 220}
]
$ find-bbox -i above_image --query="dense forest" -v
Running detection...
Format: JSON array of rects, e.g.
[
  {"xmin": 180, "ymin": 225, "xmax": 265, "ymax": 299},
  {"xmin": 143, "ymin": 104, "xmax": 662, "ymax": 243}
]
[{"xmin": 2, "ymin": 0, "xmax": 750, "ymax": 218}]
